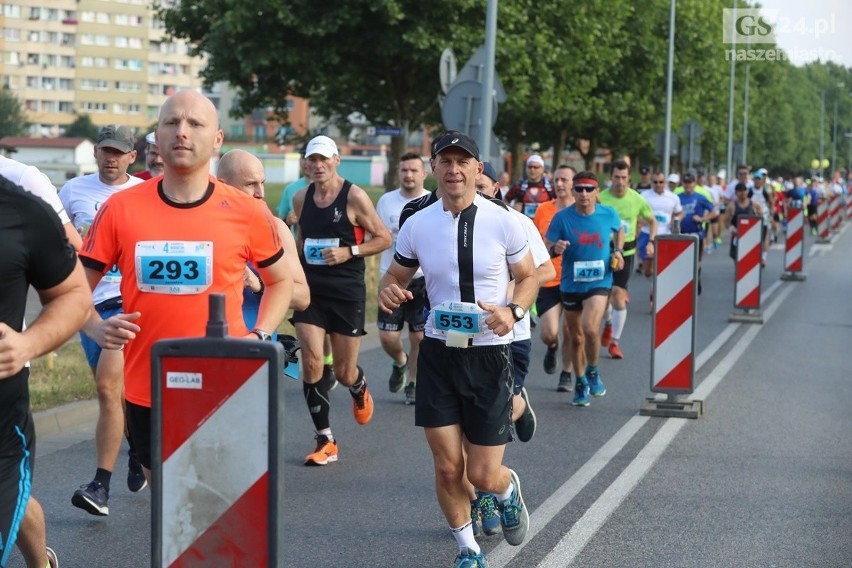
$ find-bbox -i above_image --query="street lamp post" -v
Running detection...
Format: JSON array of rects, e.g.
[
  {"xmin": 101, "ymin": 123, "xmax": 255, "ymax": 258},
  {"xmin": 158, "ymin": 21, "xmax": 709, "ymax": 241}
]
[{"xmin": 820, "ymin": 91, "xmax": 825, "ymax": 179}]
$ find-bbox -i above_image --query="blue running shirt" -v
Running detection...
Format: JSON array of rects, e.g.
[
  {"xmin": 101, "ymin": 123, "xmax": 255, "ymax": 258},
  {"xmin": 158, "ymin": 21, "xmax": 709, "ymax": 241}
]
[{"xmin": 546, "ymin": 204, "xmax": 621, "ymax": 293}]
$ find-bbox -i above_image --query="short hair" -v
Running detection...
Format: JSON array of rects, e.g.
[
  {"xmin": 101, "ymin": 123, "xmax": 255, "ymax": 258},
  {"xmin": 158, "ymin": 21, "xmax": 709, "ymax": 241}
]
[
  {"xmin": 736, "ymin": 164, "xmax": 749, "ymax": 173},
  {"xmin": 611, "ymin": 160, "xmax": 630, "ymax": 173},
  {"xmin": 573, "ymin": 170, "xmax": 598, "ymax": 183},
  {"xmin": 556, "ymin": 164, "xmax": 577, "ymax": 175},
  {"xmin": 399, "ymin": 152, "xmax": 422, "ymax": 163}
]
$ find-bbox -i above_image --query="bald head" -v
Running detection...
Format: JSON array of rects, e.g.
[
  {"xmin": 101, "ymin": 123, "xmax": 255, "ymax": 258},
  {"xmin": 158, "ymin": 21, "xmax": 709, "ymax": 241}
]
[
  {"xmin": 217, "ymin": 149, "xmax": 266, "ymax": 198},
  {"xmin": 156, "ymin": 90, "xmax": 223, "ymax": 175}
]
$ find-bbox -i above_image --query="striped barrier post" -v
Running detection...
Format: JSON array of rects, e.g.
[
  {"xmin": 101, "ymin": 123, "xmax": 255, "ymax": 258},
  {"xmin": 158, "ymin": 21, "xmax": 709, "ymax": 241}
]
[
  {"xmin": 829, "ymin": 193, "xmax": 841, "ymax": 232},
  {"xmin": 640, "ymin": 234, "xmax": 703, "ymax": 419},
  {"xmin": 151, "ymin": 295, "xmax": 285, "ymax": 568},
  {"xmin": 846, "ymin": 195, "xmax": 852, "ymax": 220},
  {"xmin": 729, "ymin": 215, "xmax": 763, "ymax": 324},
  {"xmin": 780, "ymin": 208, "xmax": 806, "ymax": 281},
  {"xmin": 816, "ymin": 199, "xmax": 831, "ymax": 243}
]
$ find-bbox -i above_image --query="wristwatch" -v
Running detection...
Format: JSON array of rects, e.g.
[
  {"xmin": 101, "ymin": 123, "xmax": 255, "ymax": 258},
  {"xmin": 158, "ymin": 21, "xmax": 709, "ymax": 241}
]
[
  {"xmin": 251, "ymin": 328, "xmax": 272, "ymax": 341},
  {"xmin": 349, "ymin": 245, "xmax": 360, "ymax": 257},
  {"xmin": 507, "ymin": 303, "xmax": 525, "ymax": 322}
]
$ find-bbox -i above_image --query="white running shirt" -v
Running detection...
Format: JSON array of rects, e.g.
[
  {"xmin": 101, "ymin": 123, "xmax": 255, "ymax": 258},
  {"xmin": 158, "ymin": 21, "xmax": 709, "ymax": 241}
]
[
  {"xmin": 0, "ymin": 156, "xmax": 70, "ymax": 224},
  {"xmin": 60, "ymin": 173, "xmax": 144, "ymax": 305},
  {"xmin": 375, "ymin": 187, "xmax": 429, "ymax": 276},
  {"xmin": 395, "ymin": 194, "xmax": 530, "ymax": 346},
  {"xmin": 640, "ymin": 189, "xmax": 683, "ymax": 235}
]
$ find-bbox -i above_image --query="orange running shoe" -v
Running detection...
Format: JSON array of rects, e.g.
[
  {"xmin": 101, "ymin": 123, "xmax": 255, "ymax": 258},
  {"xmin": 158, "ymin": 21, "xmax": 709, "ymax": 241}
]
[
  {"xmin": 351, "ymin": 381, "xmax": 374, "ymax": 425},
  {"xmin": 608, "ymin": 342, "xmax": 624, "ymax": 359},
  {"xmin": 601, "ymin": 323, "xmax": 613, "ymax": 347},
  {"xmin": 304, "ymin": 435, "xmax": 338, "ymax": 466}
]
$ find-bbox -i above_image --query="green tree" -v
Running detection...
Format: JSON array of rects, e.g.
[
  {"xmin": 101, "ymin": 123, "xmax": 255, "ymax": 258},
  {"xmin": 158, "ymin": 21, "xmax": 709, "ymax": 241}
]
[
  {"xmin": 0, "ymin": 87, "xmax": 27, "ymax": 138},
  {"xmin": 161, "ymin": 0, "xmax": 484, "ymax": 188},
  {"xmin": 63, "ymin": 114, "xmax": 99, "ymax": 140}
]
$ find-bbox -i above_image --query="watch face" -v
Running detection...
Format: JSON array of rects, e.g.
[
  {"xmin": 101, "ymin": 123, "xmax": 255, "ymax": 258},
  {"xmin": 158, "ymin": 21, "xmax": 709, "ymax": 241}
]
[{"xmin": 512, "ymin": 305, "xmax": 524, "ymax": 320}]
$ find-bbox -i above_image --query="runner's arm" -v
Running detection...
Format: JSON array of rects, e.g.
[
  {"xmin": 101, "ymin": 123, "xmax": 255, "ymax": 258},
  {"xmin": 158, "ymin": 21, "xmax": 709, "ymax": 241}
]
[
  {"xmin": 348, "ymin": 185, "xmax": 392, "ymax": 257},
  {"xmin": 276, "ymin": 217, "xmax": 310, "ymax": 311},
  {"xmin": 254, "ymin": 253, "xmax": 294, "ymax": 337},
  {"xmin": 378, "ymin": 261, "xmax": 419, "ymax": 314}
]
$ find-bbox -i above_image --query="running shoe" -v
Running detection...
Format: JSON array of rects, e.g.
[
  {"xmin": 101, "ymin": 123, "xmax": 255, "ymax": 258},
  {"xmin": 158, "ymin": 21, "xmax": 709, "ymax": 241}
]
[
  {"xmin": 498, "ymin": 469, "xmax": 529, "ymax": 546},
  {"xmin": 453, "ymin": 548, "xmax": 489, "ymax": 568},
  {"xmin": 704, "ymin": 246, "xmax": 712, "ymax": 255},
  {"xmin": 572, "ymin": 378, "xmax": 590, "ymax": 407},
  {"xmin": 350, "ymin": 380, "xmax": 374, "ymax": 425},
  {"xmin": 543, "ymin": 344, "xmax": 558, "ymax": 375},
  {"xmin": 127, "ymin": 448, "xmax": 147, "ymax": 493},
  {"xmin": 71, "ymin": 480, "xmax": 109, "ymax": 516},
  {"xmin": 321, "ymin": 364, "xmax": 338, "ymax": 391},
  {"xmin": 304, "ymin": 435, "xmax": 338, "ymax": 466},
  {"xmin": 46, "ymin": 547, "xmax": 59, "ymax": 568},
  {"xmin": 404, "ymin": 382, "xmax": 416, "ymax": 405},
  {"xmin": 714, "ymin": 237, "xmax": 722, "ymax": 247},
  {"xmin": 587, "ymin": 368, "xmax": 606, "ymax": 397},
  {"xmin": 470, "ymin": 499, "xmax": 482, "ymax": 537},
  {"xmin": 515, "ymin": 388, "xmax": 537, "ymax": 443},
  {"xmin": 601, "ymin": 323, "xmax": 613, "ymax": 347},
  {"xmin": 608, "ymin": 342, "xmax": 624, "ymax": 359},
  {"xmin": 388, "ymin": 359, "xmax": 408, "ymax": 393},
  {"xmin": 476, "ymin": 491, "xmax": 501, "ymax": 536},
  {"xmin": 557, "ymin": 371, "xmax": 572, "ymax": 392}
]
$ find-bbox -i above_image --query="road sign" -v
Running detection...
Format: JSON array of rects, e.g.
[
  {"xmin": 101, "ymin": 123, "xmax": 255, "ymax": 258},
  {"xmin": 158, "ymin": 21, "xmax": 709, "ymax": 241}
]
[
  {"xmin": 373, "ymin": 126, "xmax": 403, "ymax": 136},
  {"xmin": 439, "ymin": 48, "xmax": 457, "ymax": 95},
  {"xmin": 441, "ymin": 79, "xmax": 497, "ymax": 145},
  {"xmin": 679, "ymin": 143, "xmax": 701, "ymax": 165},
  {"xmin": 680, "ymin": 118, "xmax": 704, "ymax": 139},
  {"xmin": 655, "ymin": 131, "xmax": 679, "ymax": 157}
]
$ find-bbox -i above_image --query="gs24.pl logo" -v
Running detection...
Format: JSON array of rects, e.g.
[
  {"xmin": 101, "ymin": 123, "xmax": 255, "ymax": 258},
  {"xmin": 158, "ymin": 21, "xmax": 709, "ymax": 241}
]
[{"xmin": 723, "ymin": 9, "xmax": 837, "ymax": 43}]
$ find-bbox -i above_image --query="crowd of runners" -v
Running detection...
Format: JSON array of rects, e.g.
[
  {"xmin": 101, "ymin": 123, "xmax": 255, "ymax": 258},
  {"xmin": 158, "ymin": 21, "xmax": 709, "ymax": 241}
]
[{"xmin": 1, "ymin": 90, "xmax": 850, "ymax": 568}]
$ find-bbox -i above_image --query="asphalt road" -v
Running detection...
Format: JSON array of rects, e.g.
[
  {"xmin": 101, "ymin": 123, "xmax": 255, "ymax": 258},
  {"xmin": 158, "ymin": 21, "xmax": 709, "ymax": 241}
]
[{"xmin": 9, "ymin": 225, "xmax": 852, "ymax": 567}]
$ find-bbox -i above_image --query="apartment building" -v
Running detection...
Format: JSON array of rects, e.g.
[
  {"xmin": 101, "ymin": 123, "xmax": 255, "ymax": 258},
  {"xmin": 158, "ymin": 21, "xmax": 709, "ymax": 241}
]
[{"xmin": 0, "ymin": 0, "xmax": 204, "ymax": 136}]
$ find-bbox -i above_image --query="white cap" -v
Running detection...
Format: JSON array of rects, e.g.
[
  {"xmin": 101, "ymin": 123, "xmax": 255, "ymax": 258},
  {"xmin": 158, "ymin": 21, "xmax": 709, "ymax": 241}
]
[
  {"xmin": 305, "ymin": 135, "xmax": 338, "ymax": 158},
  {"xmin": 526, "ymin": 154, "xmax": 544, "ymax": 167},
  {"xmin": 667, "ymin": 173, "xmax": 680, "ymax": 184},
  {"xmin": 145, "ymin": 132, "xmax": 156, "ymax": 145}
]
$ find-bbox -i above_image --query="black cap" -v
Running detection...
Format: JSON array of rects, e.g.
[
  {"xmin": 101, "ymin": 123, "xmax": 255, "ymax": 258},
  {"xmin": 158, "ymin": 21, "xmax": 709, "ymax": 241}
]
[
  {"xmin": 431, "ymin": 131, "xmax": 479, "ymax": 159},
  {"xmin": 639, "ymin": 166, "xmax": 650, "ymax": 175},
  {"xmin": 682, "ymin": 172, "xmax": 695, "ymax": 183},
  {"xmin": 482, "ymin": 161, "xmax": 499, "ymax": 183}
]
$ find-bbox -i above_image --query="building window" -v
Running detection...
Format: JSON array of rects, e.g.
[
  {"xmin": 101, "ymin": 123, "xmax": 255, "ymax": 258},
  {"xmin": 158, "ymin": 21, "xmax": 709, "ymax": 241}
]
[{"xmin": 3, "ymin": 5, "xmax": 22, "ymax": 18}]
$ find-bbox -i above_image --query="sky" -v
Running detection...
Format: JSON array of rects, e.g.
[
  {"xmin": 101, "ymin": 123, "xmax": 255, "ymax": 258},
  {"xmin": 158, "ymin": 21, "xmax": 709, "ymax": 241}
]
[{"xmin": 752, "ymin": 0, "xmax": 852, "ymax": 66}]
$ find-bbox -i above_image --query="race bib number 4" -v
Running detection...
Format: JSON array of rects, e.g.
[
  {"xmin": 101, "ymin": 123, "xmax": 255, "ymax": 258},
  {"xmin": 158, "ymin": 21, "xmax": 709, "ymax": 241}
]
[
  {"xmin": 523, "ymin": 203, "xmax": 540, "ymax": 218},
  {"xmin": 135, "ymin": 241, "xmax": 213, "ymax": 295},
  {"xmin": 573, "ymin": 259, "xmax": 605, "ymax": 282},
  {"xmin": 304, "ymin": 238, "xmax": 340, "ymax": 266},
  {"xmin": 103, "ymin": 264, "xmax": 122, "ymax": 284}
]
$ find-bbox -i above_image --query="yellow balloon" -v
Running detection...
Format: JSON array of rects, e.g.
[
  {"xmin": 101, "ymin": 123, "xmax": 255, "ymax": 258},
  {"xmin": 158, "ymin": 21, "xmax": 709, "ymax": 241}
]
[
  {"xmin": 811, "ymin": 159, "xmax": 820, "ymax": 169},
  {"xmin": 821, "ymin": 159, "xmax": 830, "ymax": 168}
]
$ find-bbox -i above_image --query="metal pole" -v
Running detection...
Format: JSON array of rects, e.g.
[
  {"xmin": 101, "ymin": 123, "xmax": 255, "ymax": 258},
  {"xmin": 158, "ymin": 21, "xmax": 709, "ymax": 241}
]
[
  {"xmin": 743, "ymin": 64, "xmax": 750, "ymax": 166},
  {"xmin": 820, "ymin": 91, "xmax": 825, "ymax": 179},
  {"xmin": 726, "ymin": 3, "xmax": 737, "ymax": 183},
  {"xmin": 663, "ymin": 0, "xmax": 676, "ymax": 177},
  {"xmin": 479, "ymin": 0, "xmax": 498, "ymax": 161},
  {"xmin": 832, "ymin": 97, "xmax": 838, "ymax": 177}
]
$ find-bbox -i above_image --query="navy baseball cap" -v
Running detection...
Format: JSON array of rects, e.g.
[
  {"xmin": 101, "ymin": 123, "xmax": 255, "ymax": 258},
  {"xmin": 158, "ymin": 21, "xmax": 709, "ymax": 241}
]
[
  {"xmin": 482, "ymin": 161, "xmax": 499, "ymax": 183},
  {"xmin": 431, "ymin": 131, "xmax": 479, "ymax": 159}
]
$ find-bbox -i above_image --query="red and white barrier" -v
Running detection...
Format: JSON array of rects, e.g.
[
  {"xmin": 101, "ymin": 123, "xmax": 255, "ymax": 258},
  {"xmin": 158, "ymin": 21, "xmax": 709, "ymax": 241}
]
[
  {"xmin": 650, "ymin": 235, "xmax": 698, "ymax": 394},
  {"xmin": 846, "ymin": 196, "xmax": 852, "ymax": 220},
  {"xmin": 816, "ymin": 199, "xmax": 830, "ymax": 242},
  {"xmin": 730, "ymin": 215, "xmax": 763, "ymax": 323},
  {"xmin": 829, "ymin": 193, "xmax": 841, "ymax": 232},
  {"xmin": 781, "ymin": 208, "xmax": 806, "ymax": 281}
]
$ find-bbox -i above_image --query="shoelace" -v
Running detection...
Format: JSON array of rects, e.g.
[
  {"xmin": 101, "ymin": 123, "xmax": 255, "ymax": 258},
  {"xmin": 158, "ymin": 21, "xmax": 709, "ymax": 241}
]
[
  {"xmin": 500, "ymin": 494, "xmax": 522, "ymax": 526},
  {"xmin": 477, "ymin": 493, "xmax": 498, "ymax": 521}
]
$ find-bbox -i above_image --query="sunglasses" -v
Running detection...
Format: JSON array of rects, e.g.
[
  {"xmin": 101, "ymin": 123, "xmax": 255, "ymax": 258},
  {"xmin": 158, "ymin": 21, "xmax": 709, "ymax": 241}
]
[
  {"xmin": 652, "ymin": 180, "xmax": 666, "ymax": 184},
  {"xmin": 573, "ymin": 185, "xmax": 597, "ymax": 193}
]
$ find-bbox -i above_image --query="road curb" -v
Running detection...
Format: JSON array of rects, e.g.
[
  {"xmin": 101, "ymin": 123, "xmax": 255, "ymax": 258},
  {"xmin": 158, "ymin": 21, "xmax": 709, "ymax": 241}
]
[{"xmin": 34, "ymin": 398, "xmax": 99, "ymax": 438}]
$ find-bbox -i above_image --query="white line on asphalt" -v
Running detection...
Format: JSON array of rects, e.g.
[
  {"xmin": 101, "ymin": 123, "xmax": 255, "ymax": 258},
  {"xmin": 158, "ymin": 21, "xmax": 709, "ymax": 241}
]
[
  {"xmin": 488, "ymin": 278, "xmax": 793, "ymax": 567},
  {"xmin": 533, "ymin": 281, "xmax": 795, "ymax": 568}
]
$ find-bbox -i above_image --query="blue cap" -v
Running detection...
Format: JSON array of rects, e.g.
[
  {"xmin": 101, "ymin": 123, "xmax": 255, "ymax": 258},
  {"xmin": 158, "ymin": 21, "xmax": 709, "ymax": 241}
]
[{"xmin": 482, "ymin": 161, "xmax": 499, "ymax": 183}]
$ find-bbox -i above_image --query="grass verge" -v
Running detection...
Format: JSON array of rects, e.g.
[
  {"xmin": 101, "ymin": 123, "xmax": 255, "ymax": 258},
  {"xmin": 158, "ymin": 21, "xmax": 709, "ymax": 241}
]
[{"xmin": 29, "ymin": 340, "xmax": 95, "ymax": 412}]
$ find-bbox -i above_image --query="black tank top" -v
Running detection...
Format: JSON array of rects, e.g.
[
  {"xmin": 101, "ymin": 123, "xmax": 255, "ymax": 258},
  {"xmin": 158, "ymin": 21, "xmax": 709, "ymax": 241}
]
[
  {"xmin": 731, "ymin": 200, "xmax": 756, "ymax": 227},
  {"xmin": 298, "ymin": 181, "xmax": 365, "ymax": 300}
]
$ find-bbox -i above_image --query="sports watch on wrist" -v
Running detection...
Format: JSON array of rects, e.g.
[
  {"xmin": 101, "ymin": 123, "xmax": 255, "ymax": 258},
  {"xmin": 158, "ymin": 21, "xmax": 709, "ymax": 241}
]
[
  {"xmin": 349, "ymin": 245, "xmax": 360, "ymax": 257},
  {"xmin": 251, "ymin": 328, "xmax": 272, "ymax": 341},
  {"xmin": 507, "ymin": 303, "xmax": 525, "ymax": 322}
]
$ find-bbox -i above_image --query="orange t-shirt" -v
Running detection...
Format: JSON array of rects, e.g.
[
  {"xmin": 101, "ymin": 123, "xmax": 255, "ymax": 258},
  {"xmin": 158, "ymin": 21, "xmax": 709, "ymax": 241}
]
[
  {"xmin": 532, "ymin": 199, "xmax": 563, "ymax": 288},
  {"xmin": 80, "ymin": 177, "xmax": 283, "ymax": 407}
]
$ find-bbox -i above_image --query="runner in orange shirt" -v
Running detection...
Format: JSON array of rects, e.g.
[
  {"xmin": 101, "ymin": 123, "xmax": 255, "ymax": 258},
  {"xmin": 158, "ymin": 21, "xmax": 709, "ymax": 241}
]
[
  {"xmin": 532, "ymin": 164, "xmax": 576, "ymax": 392},
  {"xmin": 79, "ymin": 91, "xmax": 293, "ymax": 484}
]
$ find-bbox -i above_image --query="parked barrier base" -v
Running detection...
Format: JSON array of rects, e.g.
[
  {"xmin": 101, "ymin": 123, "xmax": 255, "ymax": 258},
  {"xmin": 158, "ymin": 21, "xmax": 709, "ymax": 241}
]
[
  {"xmin": 780, "ymin": 272, "xmax": 807, "ymax": 282},
  {"xmin": 640, "ymin": 396, "xmax": 704, "ymax": 419},
  {"xmin": 729, "ymin": 308, "xmax": 764, "ymax": 324}
]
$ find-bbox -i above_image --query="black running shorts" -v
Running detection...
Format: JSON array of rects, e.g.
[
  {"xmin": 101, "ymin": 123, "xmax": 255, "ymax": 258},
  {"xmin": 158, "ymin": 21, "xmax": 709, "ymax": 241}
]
[
  {"xmin": 415, "ymin": 338, "xmax": 514, "ymax": 446},
  {"xmin": 125, "ymin": 400, "xmax": 152, "ymax": 470},
  {"xmin": 293, "ymin": 295, "xmax": 367, "ymax": 336},
  {"xmin": 560, "ymin": 288, "xmax": 611, "ymax": 312},
  {"xmin": 535, "ymin": 286, "xmax": 562, "ymax": 316},
  {"xmin": 0, "ymin": 376, "xmax": 35, "ymax": 567},
  {"xmin": 611, "ymin": 254, "xmax": 635, "ymax": 289},
  {"xmin": 376, "ymin": 277, "xmax": 426, "ymax": 333}
]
